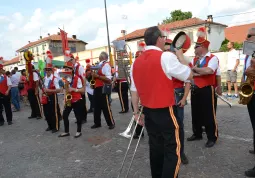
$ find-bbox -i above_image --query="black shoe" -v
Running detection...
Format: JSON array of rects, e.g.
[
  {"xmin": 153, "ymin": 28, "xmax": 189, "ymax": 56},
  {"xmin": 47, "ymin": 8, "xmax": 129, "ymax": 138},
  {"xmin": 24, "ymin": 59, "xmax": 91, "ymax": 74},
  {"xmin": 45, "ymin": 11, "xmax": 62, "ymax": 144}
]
[
  {"xmin": 245, "ymin": 167, "xmax": 255, "ymax": 177},
  {"xmin": 8, "ymin": 122, "xmax": 13, "ymax": 125},
  {"xmin": 28, "ymin": 116, "xmax": 36, "ymax": 119},
  {"xmin": 187, "ymin": 135, "xmax": 203, "ymax": 141},
  {"xmin": 108, "ymin": 125, "xmax": 115, "ymax": 130},
  {"xmin": 249, "ymin": 150, "xmax": 255, "ymax": 154},
  {"xmin": 0, "ymin": 122, "xmax": 4, "ymax": 126},
  {"xmin": 91, "ymin": 124, "xmax": 101, "ymax": 129},
  {"xmin": 52, "ymin": 129, "xmax": 58, "ymax": 133},
  {"xmin": 45, "ymin": 128, "xmax": 52, "ymax": 131},
  {"xmin": 119, "ymin": 110, "xmax": 128, "ymax": 114},
  {"xmin": 36, "ymin": 116, "xmax": 42, "ymax": 120},
  {"xmin": 133, "ymin": 133, "xmax": 144, "ymax": 139},
  {"xmin": 205, "ymin": 140, "xmax": 215, "ymax": 148},
  {"xmin": 87, "ymin": 109, "xmax": 93, "ymax": 113},
  {"xmin": 181, "ymin": 153, "xmax": 189, "ymax": 165},
  {"xmin": 74, "ymin": 132, "xmax": 82, "ymax": 138},
  {"xmin": 58, "ymin": 133, "xmax": 70, "ymax": 137}
]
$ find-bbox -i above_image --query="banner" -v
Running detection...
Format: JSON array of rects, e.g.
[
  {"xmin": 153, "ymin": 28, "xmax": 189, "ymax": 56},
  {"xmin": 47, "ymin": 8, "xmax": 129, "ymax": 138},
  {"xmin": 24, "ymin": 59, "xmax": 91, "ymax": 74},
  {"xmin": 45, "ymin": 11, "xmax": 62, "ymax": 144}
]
[{"xmin": 60, "ymin": 29, "xmax": 68, "ymax": 54}]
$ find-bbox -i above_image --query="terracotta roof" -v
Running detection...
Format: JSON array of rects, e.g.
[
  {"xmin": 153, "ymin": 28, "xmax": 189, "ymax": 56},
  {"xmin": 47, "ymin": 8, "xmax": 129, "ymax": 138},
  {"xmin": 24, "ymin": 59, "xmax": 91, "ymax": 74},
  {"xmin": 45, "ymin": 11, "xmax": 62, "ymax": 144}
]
[
  {"xmin": 3, "ymin": 57, "xmax": 19, "ymax": 66},
  {"xmin": 225, "ymin": 23, "xmax": 255, "ymax": 43},
  {"xmin": 17, "ymin": 34, "xmax": 88, "ymax": 52},
  {"xmin": 117, "ymin": 17, "xmax": 227, "ymax": 41}
]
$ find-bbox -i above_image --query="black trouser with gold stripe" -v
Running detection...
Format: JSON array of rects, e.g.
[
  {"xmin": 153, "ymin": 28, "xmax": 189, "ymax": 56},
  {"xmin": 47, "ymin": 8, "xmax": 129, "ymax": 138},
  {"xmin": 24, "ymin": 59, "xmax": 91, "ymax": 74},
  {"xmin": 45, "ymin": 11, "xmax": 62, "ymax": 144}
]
[
  {"xmin": 27, "ymin": 88, "xmax": 42, "ymax": 118},
  {"xmin": 43, "ymin": 94, "xmax": 61, "ymax": 130},
  {"xmin": 247, "ymin": 94, "xmax": 255, "ymax": 151},
  {"xmin": 0, "ymin": 93, "xmax": 12, "ymax": 123},
  {"xmin": 81, "ymin": 94, "xmax": 88, "ymax": 121},
  {"xmin": 116, "ymin": 81, "xmax": 129, "ymax": 112},
  {"xmin": 144, "ymin": 106, "xmax": 181, "ymax": 178},
  {"xmin": 63, "ymin": 99, "xmax": 84, "ymax": 133},
  {"xmin": 191, "ymin": 85, "xmax": 218, "ymax": 142},
  {"xmin": 93, "ymin": 86, "xmax": 115, "ymax": 126}
]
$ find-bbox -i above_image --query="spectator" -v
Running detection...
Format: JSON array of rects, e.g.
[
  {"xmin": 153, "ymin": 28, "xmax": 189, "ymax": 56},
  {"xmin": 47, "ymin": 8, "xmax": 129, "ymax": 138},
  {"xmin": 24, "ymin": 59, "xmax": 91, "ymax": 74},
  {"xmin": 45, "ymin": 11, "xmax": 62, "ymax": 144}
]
[
  {"xmin": 226, "ymin": 42, "xmax": 240, "ymax": 98},
  {"xmin": 10, "ymin": 69, "xmax": 20, "ymax": 111},
  {"xmin": 19, "ymin": 69, "xmax": 29, "ymax": 106}
]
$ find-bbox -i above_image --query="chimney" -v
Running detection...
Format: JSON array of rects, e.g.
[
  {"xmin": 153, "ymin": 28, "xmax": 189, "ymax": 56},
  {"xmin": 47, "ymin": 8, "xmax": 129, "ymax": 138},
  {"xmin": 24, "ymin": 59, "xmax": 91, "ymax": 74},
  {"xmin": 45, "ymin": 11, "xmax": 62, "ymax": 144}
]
[
  {"xmin": 28, "ymin": 41, "xmax": 30, "ymax": 43},
  {"xmin": 72, "ymin": 35, "xmax": 77, "ymax": 39},
  {"xmin": 57, "ymin": 32, "xmax": 60, "ymax": 35},
  {"xmin": 40, "ymin": 36, "xmax": 42, "ymax": 39},
  {"xmin": 121, "ymin": 30, "xmax": 126, "ymax": 37},
  {"xmin": 48, "ymin": 33, "xmax": 50, "ymax": 36}
]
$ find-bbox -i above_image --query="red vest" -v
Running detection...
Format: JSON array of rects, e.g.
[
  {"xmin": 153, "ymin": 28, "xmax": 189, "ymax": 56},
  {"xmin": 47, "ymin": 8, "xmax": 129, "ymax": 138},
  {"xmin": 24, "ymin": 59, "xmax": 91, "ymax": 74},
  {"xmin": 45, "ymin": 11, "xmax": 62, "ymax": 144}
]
[
  {"xmin": 75, "ymin": 63, "xmax": 84, "ymax": 86},
  {"xmin": 95, "ymin": 62, "xmax": 109, "ymax": 88},
  {"xmin": 133, "ymin": 50, "xmax": 175, "ymax": 108},
  {"xmin": 193, "ymin": 54, "xmax": 216, "ymax": 88},
  {"xmin": 172, "ymin": 78, "xmax": 184, "ymax": 89},
  {"xmin": 45, "ymin": 76, "xmax": 56, "ymax": 95},
  {"xmin": 28, "ymin": 71, "xmax": 36, "ymax": 89},
  {"xmin": 0, "ymin": 75, "xmax": 8, "ymax": 95},
  {"xmin": 70, "ymin": 76, "xmax": 82, "ymax": 103}
]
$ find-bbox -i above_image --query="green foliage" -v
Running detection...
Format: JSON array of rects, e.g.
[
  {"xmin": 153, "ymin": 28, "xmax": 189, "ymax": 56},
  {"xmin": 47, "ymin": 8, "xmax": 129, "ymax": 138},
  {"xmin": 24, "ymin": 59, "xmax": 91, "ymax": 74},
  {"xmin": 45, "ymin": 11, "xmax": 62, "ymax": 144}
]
[
  {"xmin": 219, "ymin": 38, "xmax": 243, "ymax": 52},
  {"xmin": 162, "ymin": 10, "xmax": 192, "ymax": 24}
]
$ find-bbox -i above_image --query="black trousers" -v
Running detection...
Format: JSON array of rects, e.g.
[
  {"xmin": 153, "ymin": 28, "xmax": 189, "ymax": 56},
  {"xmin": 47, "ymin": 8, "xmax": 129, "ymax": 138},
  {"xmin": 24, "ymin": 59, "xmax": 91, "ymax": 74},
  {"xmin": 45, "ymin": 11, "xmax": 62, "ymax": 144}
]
[
  {"xmin": 93, "ymin": 87, "xmax": 115, "ymax": 126},
  {"xmin": 248, "ymin": 94, "xmax": 255, "ymax": 150},
  {"xmin": 81, "ymin": 94, "xmax": 88, "ymax": 121},
  {"xmin": 144, "ymin": 106, "xmax": 181, "ymax": 178},
  {"xmin": 214, "ymin": 93, "xmax": 218, "ymax": 114},
  {"xmin": 63, "ymin": 99, "xmax": 83, "ymax": 133},
  {"xmin": 87, "ymin": 92, "xmax": 94, "ymax": 110},
  {"xmin": 116, "ymin": 81, "xmax": 129, "ymax": 112},
  {"xmin": 43, "ymin": 94, "xmax": 61, "ymax": 130},
  {"xmin": 191, "ymin": 86, "xmax": 218, "ymax": 142},
  {"xmin": 0, "ymin": 93, "xmax": 12, "ymax": 123},
  {"xmin": 27, "ymin": 88, "xmax": 42, "ymax": 117}
]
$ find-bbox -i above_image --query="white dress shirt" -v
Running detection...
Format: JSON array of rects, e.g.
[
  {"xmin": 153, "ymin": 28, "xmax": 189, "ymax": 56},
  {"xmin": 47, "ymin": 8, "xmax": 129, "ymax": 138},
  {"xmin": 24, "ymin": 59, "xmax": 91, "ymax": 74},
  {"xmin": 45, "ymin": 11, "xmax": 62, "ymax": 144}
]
[
  {"xmin": 75, "ymin": 63, "xmax": 85, "ymax": 77},
  {"xmin": 130, "ymin": 46, "xmax": 191, "ymax": 92},
  {"xmin": 191, "ymin": 52, "xmax": 219, "ymax": 72},
  {"xmin": 10, "ymin": 73, "xmax": 20, "ymax": 87},
  {"xmin": 99, "ymin": 60, "xmax": 112, "ymax": 80},
  {"xmin": 74, "ymin": 78, "xmax": 83, "ymax": 89},
  {"xmin": 86, "ymin": 80, "xmax": 93, "ymax": 95},
  {"xmin": 44, "ymin": 74, "xmax": 60, "ymax": 89},
  {"xmin": 0, "ymin": 75, "xmax": 12, "ymax": 86},
  {"xmin": 33, "ymin": 72, "xmax": 39, "ymax": 82}
]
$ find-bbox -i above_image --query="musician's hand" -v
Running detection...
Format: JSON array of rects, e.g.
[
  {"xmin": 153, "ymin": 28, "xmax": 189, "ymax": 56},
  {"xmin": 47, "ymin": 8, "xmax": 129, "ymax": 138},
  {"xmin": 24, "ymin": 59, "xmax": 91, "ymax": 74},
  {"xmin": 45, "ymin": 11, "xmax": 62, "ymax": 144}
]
[
  {"xmin": 193, "ymin": 72, "xmax": 201, "ymax": 77},
  {"xmin": 134, "ymin": 113, "xmax": 145, "ymax": 126},
  {"xmin": 245, "ymin": 66, "xmax": 255, "ymax": 78},
  {"xmin": 174, "ymin": 48, "xmax": 184, "ymax": 60},
  {"xmin": 44, "ymin": 88, "xmax": 49, "ymax": 92},
  {"xmin": 4, "ymin": 90, "xmax": 9, "ymax": 96},
  {"xmin": 92, "ymin": 72, "xmax": 99, "ymax": 79},
  {"xmin": 215, "ymin": 86, "xmax": 222, "ymax": 96},
  {"xmin": 178, "ymin": 99, "xmax": 186, "ymax": 107},
  {"xmin": 68, "ymin": 87, "xmax": 75, "ymax": 92}
]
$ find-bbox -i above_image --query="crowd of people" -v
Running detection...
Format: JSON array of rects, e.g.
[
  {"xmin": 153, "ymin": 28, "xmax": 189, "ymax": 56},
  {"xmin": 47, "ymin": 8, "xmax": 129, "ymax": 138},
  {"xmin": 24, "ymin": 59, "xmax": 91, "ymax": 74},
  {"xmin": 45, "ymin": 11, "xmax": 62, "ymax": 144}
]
[{"xmin": 0, "ymin": 26, "xmax": 255, "ymax": 178}]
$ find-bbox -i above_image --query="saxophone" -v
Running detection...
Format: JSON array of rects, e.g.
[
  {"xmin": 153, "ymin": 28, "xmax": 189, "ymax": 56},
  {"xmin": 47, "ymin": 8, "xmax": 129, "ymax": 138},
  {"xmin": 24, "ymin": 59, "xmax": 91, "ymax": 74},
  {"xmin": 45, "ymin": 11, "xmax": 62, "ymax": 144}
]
[{"xmin": 64, "ymin": 80, "xmax": 72, "ymax": 107}]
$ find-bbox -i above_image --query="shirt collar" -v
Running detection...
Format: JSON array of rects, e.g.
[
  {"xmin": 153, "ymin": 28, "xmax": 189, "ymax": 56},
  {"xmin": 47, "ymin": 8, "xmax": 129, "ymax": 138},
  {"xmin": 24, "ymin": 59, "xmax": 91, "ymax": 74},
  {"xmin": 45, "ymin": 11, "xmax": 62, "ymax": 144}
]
[
  {"xmin": 145, "ymin": 45, "xmax": 162, "ymax": 51},
  {"xmin": 204, "ymin": 52, "xmax": 211, "ymax": 57}
]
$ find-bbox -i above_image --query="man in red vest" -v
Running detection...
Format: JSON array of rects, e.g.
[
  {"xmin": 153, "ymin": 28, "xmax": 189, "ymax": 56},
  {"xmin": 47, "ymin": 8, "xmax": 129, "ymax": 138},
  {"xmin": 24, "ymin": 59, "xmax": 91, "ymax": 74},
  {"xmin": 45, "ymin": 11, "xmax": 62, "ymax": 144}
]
[
  {"xmin": 243, "ymin": 27, "xmax": 255, "ymax": 177},
  {"xmin": 131, "ymin": 26, "xmax": 193, "ymax": 178},
  {"xmin": 58, "ymin": 55, "xmax": 85, "ymax": 138},
  {"xmin": 90, "ymin": 51, "xmax": 115, "ymax": 130},
  {"xmin": 0, "ymin": 58, "xmax": 13, "ymax": 126},
  {"xmin": 187, "ymin": 27, "xmax": 219, "ymax": 148},
  {"xmin": 68, "ymin": 51, "xmax": 87, "ymax": 124},
  {"xmin": 42, "ymin": 51, "xmax": 61, "ymax": 133}
]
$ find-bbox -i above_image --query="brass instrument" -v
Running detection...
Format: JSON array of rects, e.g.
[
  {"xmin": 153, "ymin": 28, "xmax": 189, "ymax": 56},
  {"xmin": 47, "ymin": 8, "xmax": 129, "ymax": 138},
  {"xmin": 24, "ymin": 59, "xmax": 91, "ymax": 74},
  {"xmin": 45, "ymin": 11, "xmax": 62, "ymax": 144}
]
[
  {"xmin": 89, "ymin": 66, "xmax": 100, "ymax": 89},
  {"xmin": 64, "ymin": 80, "xmax": 72, "ymax": 107},
  {"xmin": 239, "ymin": 75, "xmax": 254, "ymax": 105}
]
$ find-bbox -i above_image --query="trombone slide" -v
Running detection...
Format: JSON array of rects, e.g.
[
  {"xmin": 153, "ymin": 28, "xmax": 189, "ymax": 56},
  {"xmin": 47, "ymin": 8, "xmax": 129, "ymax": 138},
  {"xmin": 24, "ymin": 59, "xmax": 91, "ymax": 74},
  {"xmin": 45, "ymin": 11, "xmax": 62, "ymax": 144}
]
[{"xmin": 216, "ymin": 93, "xmax": 232, "ymax": 108}]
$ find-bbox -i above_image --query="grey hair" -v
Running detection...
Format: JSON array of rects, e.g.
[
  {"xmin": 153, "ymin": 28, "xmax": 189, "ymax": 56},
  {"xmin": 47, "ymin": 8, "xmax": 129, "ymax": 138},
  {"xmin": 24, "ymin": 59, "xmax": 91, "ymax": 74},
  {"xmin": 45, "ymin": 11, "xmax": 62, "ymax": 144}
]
[{"xmin": 99, "ymin": 51, "xmax": 108, "ymax": 60}]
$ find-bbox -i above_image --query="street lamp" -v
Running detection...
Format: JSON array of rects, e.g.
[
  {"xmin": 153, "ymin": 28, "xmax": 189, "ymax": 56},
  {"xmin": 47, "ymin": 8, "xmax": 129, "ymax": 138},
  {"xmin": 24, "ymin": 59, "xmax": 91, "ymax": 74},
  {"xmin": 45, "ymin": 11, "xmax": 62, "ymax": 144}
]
[
  {"xmin": 104, "ymin": 0, "xmax": 113, "ymax": 66},
  {"xmin": 206, "ymin": 15, "xmax": 213, "ymax": 34}
]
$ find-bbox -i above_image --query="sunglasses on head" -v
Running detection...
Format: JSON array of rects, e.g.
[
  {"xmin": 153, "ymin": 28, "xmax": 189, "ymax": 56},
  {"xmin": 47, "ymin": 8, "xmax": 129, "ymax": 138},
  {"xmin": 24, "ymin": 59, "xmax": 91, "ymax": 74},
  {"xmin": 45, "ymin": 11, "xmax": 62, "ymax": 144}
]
[{"xmin": 247, "ymin": 34, "xmax": 255, "ymax": 38}]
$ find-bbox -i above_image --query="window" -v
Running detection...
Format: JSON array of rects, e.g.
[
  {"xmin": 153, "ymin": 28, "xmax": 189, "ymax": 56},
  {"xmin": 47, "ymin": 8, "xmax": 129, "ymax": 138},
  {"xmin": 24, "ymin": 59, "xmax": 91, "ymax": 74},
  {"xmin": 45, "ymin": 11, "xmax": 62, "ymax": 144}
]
[
  {"xmin": 42, "ymin": 44, "xmax": 45, "ymax": 50},
  {"xmin": 36, "ymin": 46, "xmax": 39, "ymax": 53}
]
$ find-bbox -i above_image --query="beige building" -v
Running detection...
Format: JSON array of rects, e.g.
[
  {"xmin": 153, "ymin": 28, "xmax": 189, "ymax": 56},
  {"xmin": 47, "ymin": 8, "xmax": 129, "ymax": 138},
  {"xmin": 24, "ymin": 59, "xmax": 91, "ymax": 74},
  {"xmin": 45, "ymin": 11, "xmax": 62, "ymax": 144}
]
[{"xmin": 16, "ymin": 33, "xmax": 87, "ymax": 66}]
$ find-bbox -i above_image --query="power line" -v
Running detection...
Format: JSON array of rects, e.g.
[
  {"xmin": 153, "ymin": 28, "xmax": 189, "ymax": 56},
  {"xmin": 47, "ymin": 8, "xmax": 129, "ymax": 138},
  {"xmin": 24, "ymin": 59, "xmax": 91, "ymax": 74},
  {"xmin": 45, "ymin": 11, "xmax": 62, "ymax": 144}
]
[
  {"xmin": 226, "ymin": 19, "xmax": 255, "ymax": 25},
  {"xmin": 214, "ymin": 10, "xmax": 255, "ymax": 18}
]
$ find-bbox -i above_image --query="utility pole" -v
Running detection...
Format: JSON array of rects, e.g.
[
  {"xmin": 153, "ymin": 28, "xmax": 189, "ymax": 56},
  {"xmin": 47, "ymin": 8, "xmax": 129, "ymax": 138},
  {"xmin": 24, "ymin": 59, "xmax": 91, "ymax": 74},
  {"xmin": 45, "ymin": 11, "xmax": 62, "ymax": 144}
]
[{"xmin": 104, "ymin": 0, "xmax": 111, "ymax": 57}]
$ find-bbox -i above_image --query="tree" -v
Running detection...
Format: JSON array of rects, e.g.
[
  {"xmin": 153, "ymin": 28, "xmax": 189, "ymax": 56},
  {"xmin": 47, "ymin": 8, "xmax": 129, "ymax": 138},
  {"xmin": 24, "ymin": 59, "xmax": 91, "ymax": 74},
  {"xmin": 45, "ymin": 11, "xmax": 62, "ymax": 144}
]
[
  {"xmin": 161, "ymin": 10, "xmax": 192, "ymax": 24},
  {"xmin": 219, "ymin": 38, "xmax": 243, "ymax": 52}
]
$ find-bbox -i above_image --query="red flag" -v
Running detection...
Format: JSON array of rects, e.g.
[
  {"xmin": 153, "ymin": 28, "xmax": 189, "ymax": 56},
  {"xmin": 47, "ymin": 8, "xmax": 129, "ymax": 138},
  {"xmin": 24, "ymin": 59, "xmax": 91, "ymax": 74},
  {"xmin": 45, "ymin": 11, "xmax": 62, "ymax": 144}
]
[{"xmin": 60, "ymin": 29, "xmax": 69, "ymax": 54}]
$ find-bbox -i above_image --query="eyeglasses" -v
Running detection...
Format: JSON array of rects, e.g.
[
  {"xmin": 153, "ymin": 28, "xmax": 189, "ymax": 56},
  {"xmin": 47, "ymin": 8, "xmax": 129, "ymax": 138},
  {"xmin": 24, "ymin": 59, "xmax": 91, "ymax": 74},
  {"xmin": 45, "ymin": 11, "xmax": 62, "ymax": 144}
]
[
  {"xmin": 247, "ymin": 34, "xmax": 255, "ymax": 38},
  {"xmin": 160, "ymin": 35, "xmax": 167, "ymax": 40}
]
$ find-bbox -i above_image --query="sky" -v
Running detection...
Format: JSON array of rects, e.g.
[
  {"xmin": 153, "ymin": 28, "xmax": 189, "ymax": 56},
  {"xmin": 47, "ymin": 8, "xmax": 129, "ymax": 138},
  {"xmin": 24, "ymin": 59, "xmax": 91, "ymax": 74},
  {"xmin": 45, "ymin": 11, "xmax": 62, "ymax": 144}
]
[{"xmin": 0, "ymin": 0, "xmax": 255, "ymax": 60}]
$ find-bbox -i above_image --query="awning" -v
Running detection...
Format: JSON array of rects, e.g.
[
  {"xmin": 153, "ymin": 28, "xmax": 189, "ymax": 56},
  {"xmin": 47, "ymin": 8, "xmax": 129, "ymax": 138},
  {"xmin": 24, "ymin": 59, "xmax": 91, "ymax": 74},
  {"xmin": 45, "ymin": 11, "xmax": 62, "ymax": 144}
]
[{"xmin": 52, "ymin": 60, "xmax": 64, "ymax": 67}]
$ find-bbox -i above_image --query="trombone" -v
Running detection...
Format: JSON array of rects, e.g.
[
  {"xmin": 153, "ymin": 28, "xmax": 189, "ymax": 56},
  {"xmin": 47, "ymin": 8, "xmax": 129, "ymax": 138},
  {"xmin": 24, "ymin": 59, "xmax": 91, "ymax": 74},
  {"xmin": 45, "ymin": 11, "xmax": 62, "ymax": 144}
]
[{"xmin": 117, "ymin": 106, "xmax": 144, "ymax": 178}]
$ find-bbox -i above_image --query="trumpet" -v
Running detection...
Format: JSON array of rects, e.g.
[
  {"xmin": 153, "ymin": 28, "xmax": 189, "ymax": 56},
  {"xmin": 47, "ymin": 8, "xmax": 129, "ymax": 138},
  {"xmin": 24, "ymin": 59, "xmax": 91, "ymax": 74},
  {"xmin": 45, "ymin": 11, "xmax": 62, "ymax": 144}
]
[
  {"xmin": 239, "ymin": 75, "xmax": 254, "ymax": 105},
  {"xmin": 64, "ymin": 80, "xmax": 72, "ymax": 107}
]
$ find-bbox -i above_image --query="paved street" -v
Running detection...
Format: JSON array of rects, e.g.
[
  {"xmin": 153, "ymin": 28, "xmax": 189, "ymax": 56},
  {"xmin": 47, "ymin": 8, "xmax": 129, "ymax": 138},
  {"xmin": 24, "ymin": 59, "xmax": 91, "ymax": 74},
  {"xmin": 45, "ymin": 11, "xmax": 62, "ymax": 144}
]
[{"xmin": 0, "ymin": 93, "xmax": 254, "ymax": 178}]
